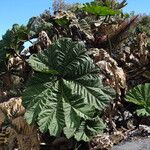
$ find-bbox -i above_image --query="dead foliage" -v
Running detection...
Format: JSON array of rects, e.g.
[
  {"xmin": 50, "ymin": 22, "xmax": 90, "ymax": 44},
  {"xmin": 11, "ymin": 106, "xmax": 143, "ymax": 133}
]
[{"xmin": 0, "ymin": 97, "xmax": 39, "ymax": 150}]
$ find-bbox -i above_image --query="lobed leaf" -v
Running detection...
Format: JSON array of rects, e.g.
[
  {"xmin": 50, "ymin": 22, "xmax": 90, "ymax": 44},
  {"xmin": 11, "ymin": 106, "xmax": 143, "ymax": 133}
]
[
  {"xmin": 125, "ymin": 83, "xmax": 150, "ymax": 116},
  {"xmin": 23, "ymin": 38, "xmax": 114, "ymax": 141}
]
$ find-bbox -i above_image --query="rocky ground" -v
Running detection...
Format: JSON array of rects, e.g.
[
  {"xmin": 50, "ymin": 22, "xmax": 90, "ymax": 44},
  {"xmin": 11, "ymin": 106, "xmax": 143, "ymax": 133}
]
[{"xmin": 113, "ymin": 137, "xmax": 150, "ymax": 150}]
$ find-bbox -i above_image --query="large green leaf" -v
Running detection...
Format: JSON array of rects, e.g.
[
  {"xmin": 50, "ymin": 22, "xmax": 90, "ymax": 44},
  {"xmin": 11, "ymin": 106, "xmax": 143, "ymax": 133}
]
[
  {"xmin": 125, "ymin": 83, "xmax": 150, "ymax": 116},
  {"xmin": 23, "ymin": 38, "xmax": 114, "ymax": 141},
  {"xmin": 82, "ymin": 4, "xmax": 120, "ymax": 16}
]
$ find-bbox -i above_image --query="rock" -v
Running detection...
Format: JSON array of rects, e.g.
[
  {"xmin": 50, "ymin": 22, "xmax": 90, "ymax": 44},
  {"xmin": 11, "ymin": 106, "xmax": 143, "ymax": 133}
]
[{"xmin": 112, "ymin": 138, "xmax": 150, "ymax": 150}]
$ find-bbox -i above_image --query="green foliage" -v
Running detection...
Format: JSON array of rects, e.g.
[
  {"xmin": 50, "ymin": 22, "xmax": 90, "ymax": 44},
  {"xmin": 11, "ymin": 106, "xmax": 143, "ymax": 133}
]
[
  {"xmin": 125, "ymin": 83, "xmax": 150, "ymax": 117},
  {"xmin": 1, "ymin": 24, "xmax": 29, "ymax": 50},
  {"xmin": 23, "ymin": 38, "xmax": 114, "ymax": 141},
  {"xmin": 0, "ymin": 0, "xmax": 140, "ymax": 144},
  {"xmin": 0, "ymin": 24, "xmax": 30, "ymax": 72},
  {"xmin": 82, "ymin": 3, "xmax": 120, "ymax": 16},
  {"xmin": 73, "ymin": 117, "xmax": 105, "ymax": 141}
]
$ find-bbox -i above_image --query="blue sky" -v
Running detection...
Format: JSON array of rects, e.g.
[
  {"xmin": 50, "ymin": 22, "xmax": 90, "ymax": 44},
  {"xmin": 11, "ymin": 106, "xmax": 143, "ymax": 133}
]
[{"xmin": 0, "ymin": 0, "xmax": 150, "ymax": 38}]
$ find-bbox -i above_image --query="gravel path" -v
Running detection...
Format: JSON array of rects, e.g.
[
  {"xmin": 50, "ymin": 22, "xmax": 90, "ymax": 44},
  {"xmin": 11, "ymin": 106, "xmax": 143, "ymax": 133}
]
[{"xmin": 113, "ymin": 138, "xmax": 150, "ymax": 150}]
